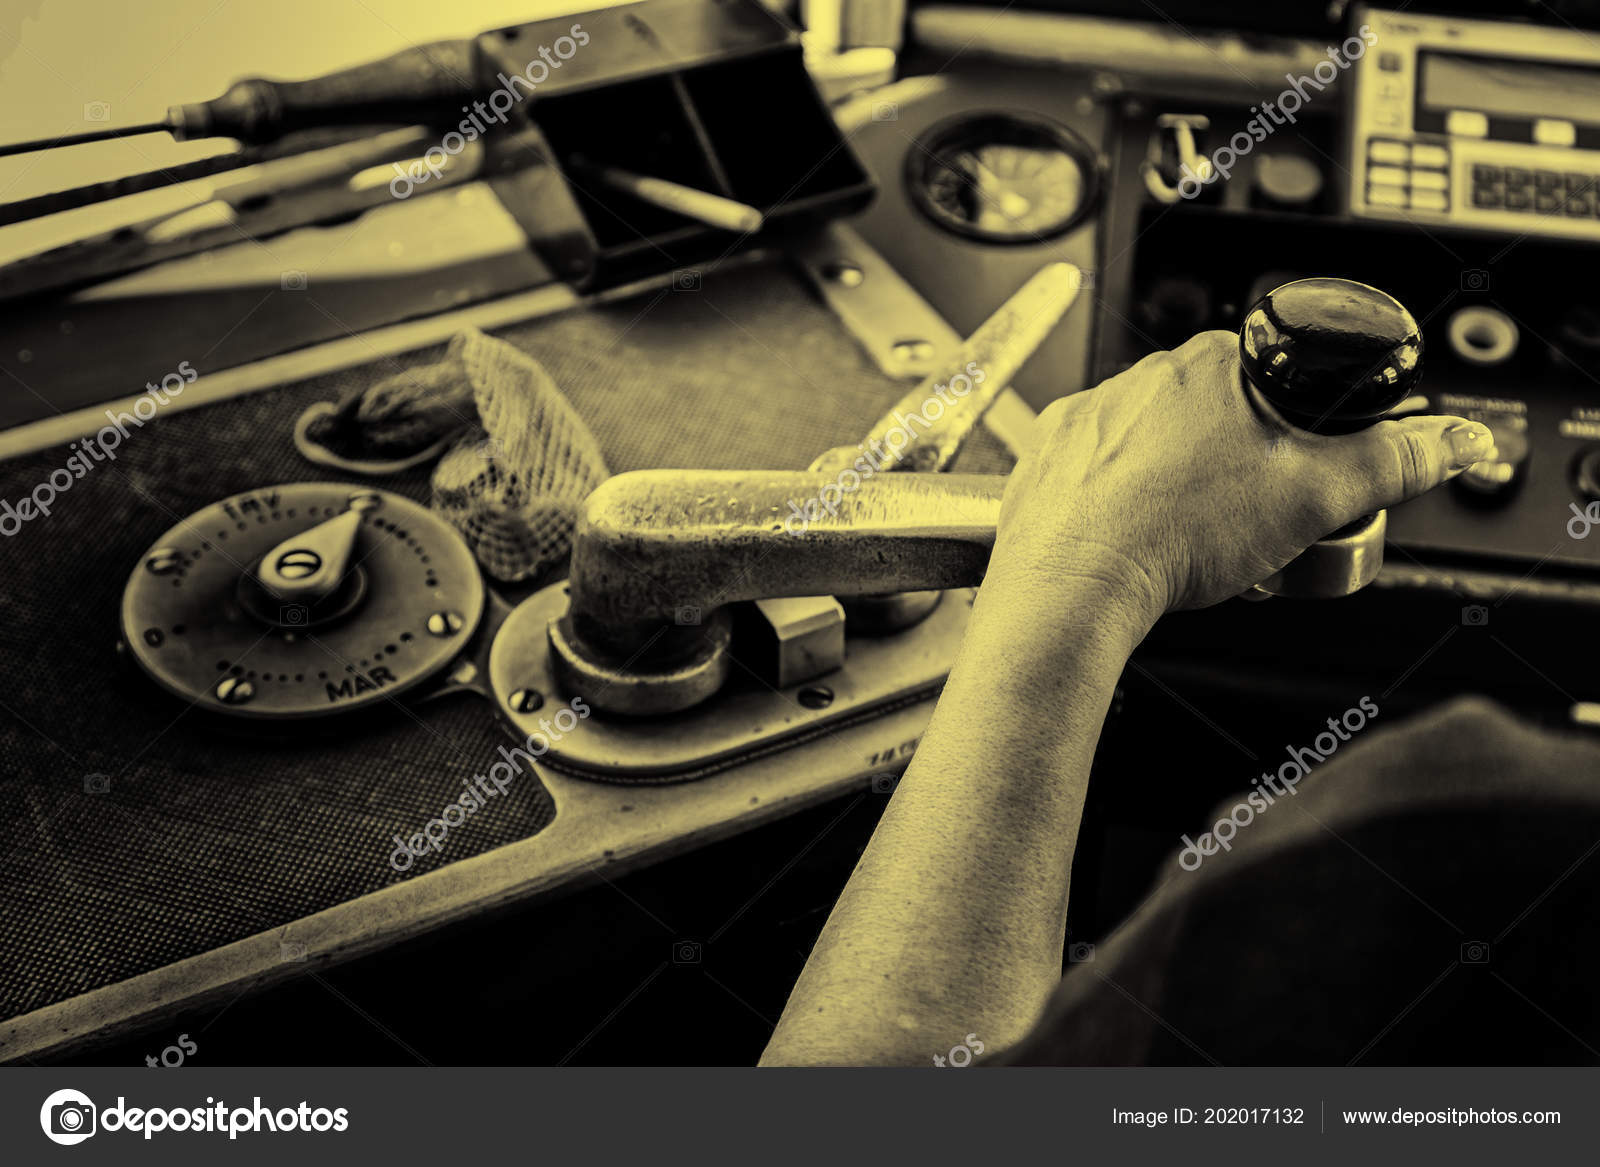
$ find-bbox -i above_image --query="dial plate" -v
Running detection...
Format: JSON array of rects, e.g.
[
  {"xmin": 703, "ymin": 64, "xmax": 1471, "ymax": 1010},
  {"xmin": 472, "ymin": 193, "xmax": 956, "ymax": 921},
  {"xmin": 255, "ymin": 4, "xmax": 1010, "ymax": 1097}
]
[
  {"xmin": 121, "ymin": 483, "xmax": 484, "ymax": 719},
  {"xmin": 906, "ymin": 112, "xmax": 1101, "ymax": 244}
]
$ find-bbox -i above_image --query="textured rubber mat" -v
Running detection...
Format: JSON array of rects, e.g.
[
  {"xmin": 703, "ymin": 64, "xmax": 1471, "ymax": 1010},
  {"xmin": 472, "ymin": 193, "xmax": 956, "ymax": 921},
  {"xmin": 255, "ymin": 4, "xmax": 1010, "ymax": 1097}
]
[{"xmin": 0, "ymin": 258, "xmax": 1012, "ymax": 1022}]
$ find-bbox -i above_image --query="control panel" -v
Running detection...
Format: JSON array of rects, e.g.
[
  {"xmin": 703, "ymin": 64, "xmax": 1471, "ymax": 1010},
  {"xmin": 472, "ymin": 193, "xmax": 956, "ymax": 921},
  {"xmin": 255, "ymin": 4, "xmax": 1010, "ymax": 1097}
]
[{"xmin": 1348, "ymin": 5, "xmax": 1600, "ymax": 240}]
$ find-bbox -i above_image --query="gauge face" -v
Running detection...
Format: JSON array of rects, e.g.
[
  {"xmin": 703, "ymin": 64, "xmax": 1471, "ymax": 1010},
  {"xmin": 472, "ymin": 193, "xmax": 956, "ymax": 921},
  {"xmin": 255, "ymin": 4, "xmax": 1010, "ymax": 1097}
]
[{"xmin": 907, "ymin": 113, "xmax": 1101, "ymax": 244}]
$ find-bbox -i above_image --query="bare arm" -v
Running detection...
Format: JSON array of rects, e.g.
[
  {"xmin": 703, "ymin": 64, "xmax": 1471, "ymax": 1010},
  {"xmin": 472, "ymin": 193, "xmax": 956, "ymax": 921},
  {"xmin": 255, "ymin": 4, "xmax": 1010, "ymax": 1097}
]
[{"xmin": 761, "ymin": 331, "xmax": 1494, "ymax": 1066}]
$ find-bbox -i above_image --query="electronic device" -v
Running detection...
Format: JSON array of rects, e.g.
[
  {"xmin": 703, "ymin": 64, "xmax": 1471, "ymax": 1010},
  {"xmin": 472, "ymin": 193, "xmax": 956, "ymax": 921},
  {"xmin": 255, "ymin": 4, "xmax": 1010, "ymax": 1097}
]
[{"xmin": 1348, "ymin": 5, "xmax": 1600, "ymax": 240}]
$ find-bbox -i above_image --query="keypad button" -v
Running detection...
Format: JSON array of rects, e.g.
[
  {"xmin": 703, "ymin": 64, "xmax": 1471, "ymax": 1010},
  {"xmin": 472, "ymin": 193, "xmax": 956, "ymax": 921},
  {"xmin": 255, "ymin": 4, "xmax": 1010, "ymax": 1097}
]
[
  {"xmin": 1566, "ymin": 193, "xmax": 1594, "ymax": 217},
  {"xmin": 1446, "ymin": 110, "xmax": 1489, "ymax": 137},
  {"xmin": 1368, "ymin": 165, "xmax": 1410, "ymax": 187},
  {"xmin": 1567, "ymin": 172, "xmax": 1593, "ymax": 193},
  {"xmin": 1536, "ymin": 191, "xmax": 1563, "ymax": 214},
  {"xmin": 1368, "ymin": 140, "xmax": 1409, "ymax": 165},
  {"xmin": 1367, "ymin": 185, "xmax": 1407, "ymax": 208},
  {"xmin": 1505, "ymin": 188, "xmax": 1533, "ymax": 211},
  {"xmin": 1411, "ymin": 190, "xmax": 1449, "ymax": 212},
  {"xmin": 1472, "ymin": 186, "xmax": 1503, "ymax": 209},
  {"xmin": 1505, "ymin": 167, "xmax": 1531, "ymax": 187},
  {"xmin": 1473, "ymin": 164, "xmax": 1502, "ymax": 184},
  {"xmin": 1536, "ymin": 169, "xmax": 1563, "ymax": 190},
  {"xmin": 1411, "ymin": 144, "xmax": 1449, "ymax": 169},
  {"xmin": 1411, "ymin": 170, "xmax": 1449, "ymax": 191}
]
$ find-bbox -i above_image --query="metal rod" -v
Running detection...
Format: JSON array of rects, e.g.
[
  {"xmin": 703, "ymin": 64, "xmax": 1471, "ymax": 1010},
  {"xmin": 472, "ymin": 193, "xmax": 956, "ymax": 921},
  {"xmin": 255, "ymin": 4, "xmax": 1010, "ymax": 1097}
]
[{"xmin": 0, "ymin": 121, "xmax": 173, "ymax": 159}]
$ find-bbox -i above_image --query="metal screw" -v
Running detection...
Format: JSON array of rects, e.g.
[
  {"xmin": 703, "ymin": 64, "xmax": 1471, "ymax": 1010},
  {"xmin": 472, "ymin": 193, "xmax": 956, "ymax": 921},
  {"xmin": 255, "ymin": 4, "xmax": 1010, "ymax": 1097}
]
[
  {"xmin": 145, "ymin": 547, "xmax": 183, "ymax": 575},
  {"xmin": 508, "ymin": 688, "xmax": 544, "ymax": 713},
  {"xmin": 890, "ymin": 339, "xmax": 935, "ymax": 365},
  {"xmin": 426, "ymin": 610, "xmax": 464, "ymax": 637},
  {"xmin": 347, "ymin": 491, "xmax": 384, "ymax": 512},
  {"xmin": 215, "ymin": 676, "xmax": 255, "ymax": 704},
  {"xmin": 275, "ymin": 549, "xmax": 322, "ymax": 578},
  {"xmin": 823, "ymin": 261, "xmax": 864, "ymax": 288},
  {"xmin": 797, "ymin": 685, "xmax": 834, "ymax": 710}
]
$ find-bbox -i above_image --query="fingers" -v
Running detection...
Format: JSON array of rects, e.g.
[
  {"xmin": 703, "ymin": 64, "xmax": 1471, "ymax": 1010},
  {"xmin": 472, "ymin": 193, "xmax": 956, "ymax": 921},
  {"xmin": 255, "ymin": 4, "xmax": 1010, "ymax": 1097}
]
[{"xmin": 1325, "ymin": 415, "xmax": 1495, "ymax": 514}]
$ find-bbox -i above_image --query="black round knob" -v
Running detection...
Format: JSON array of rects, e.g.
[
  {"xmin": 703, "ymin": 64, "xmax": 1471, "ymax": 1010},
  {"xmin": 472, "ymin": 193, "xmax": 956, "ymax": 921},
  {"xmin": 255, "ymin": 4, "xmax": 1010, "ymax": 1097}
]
[{"xmin": 1239, "ymin": 277, "xmax": 1423, "ymax": 434}]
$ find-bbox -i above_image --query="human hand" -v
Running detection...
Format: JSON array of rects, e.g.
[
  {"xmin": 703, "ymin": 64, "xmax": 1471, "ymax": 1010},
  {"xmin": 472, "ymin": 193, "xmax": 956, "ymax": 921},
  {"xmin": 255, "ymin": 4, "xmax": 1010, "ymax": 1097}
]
[{"xmin": 985, "ymin": 330, "xmax": 1492, "ymax": 637}]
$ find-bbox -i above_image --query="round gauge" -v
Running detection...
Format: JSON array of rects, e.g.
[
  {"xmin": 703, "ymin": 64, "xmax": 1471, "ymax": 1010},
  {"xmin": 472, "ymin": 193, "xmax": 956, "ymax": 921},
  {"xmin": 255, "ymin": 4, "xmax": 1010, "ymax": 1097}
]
[{"xmin": 906, "ymin": 112, "xmax": 1101, "ymax": 244}]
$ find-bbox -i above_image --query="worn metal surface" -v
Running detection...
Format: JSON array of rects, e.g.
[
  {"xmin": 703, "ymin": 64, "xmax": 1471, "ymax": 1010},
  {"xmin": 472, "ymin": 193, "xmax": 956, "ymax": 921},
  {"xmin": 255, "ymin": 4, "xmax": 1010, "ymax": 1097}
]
[
  {"xmin": 497, "ymin": 581, "xmax": 973, "ymax": 780},
  {"xmin": 839, "ymin": 260, "xmax": 1078, "ymax": 474},
  {"xmin": 121, "ymin": 484, "xmax": 485, "ymax": 719}
]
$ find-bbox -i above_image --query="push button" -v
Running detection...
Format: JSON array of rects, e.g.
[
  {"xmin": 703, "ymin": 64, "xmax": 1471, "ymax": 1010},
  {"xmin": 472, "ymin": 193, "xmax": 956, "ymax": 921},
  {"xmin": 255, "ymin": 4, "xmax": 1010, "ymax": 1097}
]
[
  {"xmin": 1411, "ymin": 144, "xmax": 1449, "ymax": 169},
  {"xmin": 1368, "ymin": 140, "xmax": 1409, "ymax": 165}
]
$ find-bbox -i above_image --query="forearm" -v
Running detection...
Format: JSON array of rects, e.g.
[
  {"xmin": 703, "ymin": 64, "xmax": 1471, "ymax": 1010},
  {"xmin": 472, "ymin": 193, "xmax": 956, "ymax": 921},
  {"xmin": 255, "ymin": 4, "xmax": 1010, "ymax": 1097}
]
[{"xmin": 760, "ymin": 572, "xmax": 1152, "ymax": 1066}]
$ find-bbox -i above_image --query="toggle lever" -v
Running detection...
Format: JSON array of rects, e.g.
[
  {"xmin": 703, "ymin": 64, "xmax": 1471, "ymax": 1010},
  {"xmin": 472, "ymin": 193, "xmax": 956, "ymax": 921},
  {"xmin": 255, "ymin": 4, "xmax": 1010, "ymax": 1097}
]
[{"xmin": 1238, "ymin": 277, "xmax": 1423, "ymax": 598}]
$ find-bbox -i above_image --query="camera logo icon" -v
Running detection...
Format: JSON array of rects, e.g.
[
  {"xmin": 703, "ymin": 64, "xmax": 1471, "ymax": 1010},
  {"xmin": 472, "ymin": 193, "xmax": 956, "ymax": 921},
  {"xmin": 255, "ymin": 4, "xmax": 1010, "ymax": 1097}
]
[
  {"xmin": 675, "ymin": 606, "xmax": 701, "ymax": 626},
  {"xmin": 83, "ymin": 773, "xmax": 109, "ymax": 794},
  {"xmin": 1461, "ymin": 604, "xmax": 1489, "ymax": 626},
  {"xmin": 40, "ymin": 1088, "xmax": 97, "ymax": 1145},
  {"xmin": 872, "ymin": 101, "xmax": 899, "ymax": 121},
  {"xmin": 1461, "ymin": 940, "xmax": 1491, "ymax": 964},
  {"xmin": 869, "ymin": 773, "xmax": 899, "ymax": 795},
  {"xmin": 279, "ymin": 603, "xmax": 309, "ymax": 627},
  {"xmin": 1067, "ymin": 941, "xmax": 1096, "ymax": 964},
  {"xmin": 1460, "ymin": 269, "xmax": 1490, "ymax": 292},
  {"xmin": 672, "ymin": 269, "xmax": 702, "ymax": 291},
  {"xmin": 672, "ymin": 939, "xmax": 702, "ymax": 965},
  {"xmin": 280, "ymin": 270, "xmax": 308, "ymax": 291},
  {"xmin": 83, "ymin": 102, "xmax": 110, "ymax": 123},
  {"xmin": 280, "ymin": 940, "xmax": 308, "ymax": 963}
]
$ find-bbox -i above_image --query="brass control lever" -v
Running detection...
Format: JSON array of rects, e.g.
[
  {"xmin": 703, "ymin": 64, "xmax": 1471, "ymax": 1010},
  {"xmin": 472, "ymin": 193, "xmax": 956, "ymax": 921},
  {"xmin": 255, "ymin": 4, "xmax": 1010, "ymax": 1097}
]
[{"xmin": 551, "ymin": 276, "xmax": 1420, "ymax": 716}]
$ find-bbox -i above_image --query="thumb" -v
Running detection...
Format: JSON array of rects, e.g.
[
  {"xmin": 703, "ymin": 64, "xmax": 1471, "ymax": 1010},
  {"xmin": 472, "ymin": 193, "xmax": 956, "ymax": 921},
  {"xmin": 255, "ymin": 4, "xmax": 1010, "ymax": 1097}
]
[{"xmin": 1328, "ymin": 415, "xmax": 1496, "ymax": 513}]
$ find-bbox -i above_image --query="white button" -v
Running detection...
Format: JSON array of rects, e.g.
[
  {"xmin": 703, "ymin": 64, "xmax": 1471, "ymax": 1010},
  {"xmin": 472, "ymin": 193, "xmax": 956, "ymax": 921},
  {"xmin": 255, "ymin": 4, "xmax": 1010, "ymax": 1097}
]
[
  {"xmin": 1411, "ymin": 144, "xmax": 1449, "ymax": 168},
  {"xmin": 1446, "ymin": 110, "xmax": 1489, "ymax": 138},
  {"xmin": 1411, "ymin": 189, "xmax": 1448, "ymax": 211},
  {"xmin": 1368, "ymin": 185, "xmax": 1408, "ymax": 207},
  {"xmin": 1411, "ymin": 170, "xmax": 1448, "ymax": 190},
  {"xmin": 1369, "ymin": 141, "xmax": 1410, "ymax": 164},
  {"xmin": 1534, "ymin": 118, "xmax": 1577, "ymax": 147},
  {"xmin": 1368, "ymin": 165, "xmax": 1410, "ymax": 186}
]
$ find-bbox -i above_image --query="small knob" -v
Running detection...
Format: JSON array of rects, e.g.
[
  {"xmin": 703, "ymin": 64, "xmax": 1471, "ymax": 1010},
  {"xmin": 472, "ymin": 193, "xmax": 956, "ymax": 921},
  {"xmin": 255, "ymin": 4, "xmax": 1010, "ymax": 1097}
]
[{"xmin": 1239, "ymin": 277, "xmax": 1423, "ymax": 433}]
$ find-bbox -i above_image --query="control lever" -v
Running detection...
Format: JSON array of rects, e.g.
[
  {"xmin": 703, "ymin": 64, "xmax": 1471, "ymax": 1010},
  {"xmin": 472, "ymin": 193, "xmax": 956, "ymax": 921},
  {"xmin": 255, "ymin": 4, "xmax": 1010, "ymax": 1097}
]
[
  {"xmin": 547, "ymin": 275, "xmax": 1420, "ymax": 715},
  {"xmin": 1238, "ymin": 277, "xmax": 1424, "ymax": 597}
]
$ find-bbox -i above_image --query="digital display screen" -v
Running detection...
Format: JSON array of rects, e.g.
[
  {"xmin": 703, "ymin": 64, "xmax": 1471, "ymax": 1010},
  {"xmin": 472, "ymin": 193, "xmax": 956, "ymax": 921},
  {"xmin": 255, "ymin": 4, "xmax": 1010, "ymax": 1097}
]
[{"xmin": 1420, "ymin": 51, "xmax": 1600, "ymax": 124}]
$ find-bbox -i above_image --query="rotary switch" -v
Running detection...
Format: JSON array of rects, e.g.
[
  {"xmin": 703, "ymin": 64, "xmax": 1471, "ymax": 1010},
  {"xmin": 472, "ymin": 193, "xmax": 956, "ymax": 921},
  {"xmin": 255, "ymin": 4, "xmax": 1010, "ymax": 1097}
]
[{"xmin": 121, "ymin": 483, "xmax": 485, "ymax": 719}]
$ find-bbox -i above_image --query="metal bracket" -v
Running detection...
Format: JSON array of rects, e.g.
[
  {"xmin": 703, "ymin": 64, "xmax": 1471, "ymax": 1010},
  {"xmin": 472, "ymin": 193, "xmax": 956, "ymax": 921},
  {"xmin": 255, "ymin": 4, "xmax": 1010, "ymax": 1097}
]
[{"xmin": 490, "ymin": 582, "xmax": 973, "ymax": 782}]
